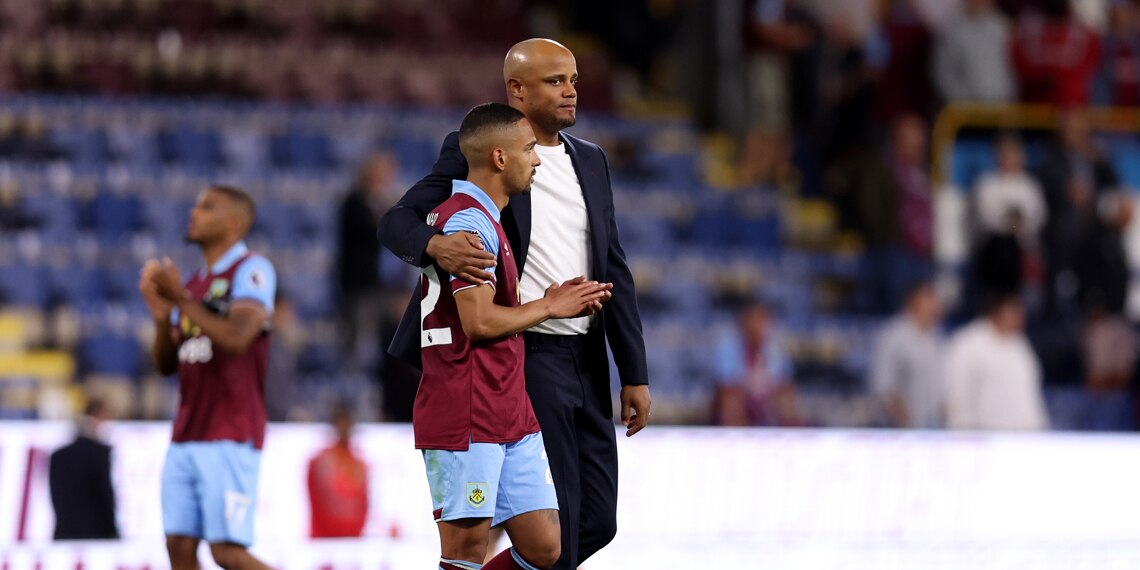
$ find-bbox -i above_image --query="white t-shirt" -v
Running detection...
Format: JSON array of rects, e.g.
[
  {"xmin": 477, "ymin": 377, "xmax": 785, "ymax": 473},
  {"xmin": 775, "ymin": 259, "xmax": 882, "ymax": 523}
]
[
  {"xmin": 519, "ymin": 142, "xmax": 593, "ymax": 335},
  {"xmin": 973, "ymin": 171, "xmax": 1046, "ymax": 240},
  {"xmin": 942, "ymin": 319, "xmax": 1048, "ymax": 431}
]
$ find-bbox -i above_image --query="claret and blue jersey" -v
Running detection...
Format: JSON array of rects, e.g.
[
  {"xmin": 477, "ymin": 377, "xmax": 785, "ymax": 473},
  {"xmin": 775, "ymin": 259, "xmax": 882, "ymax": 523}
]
[{"xmin": 413, "ymin": 180, "xmax": 540, "ymax": 451}]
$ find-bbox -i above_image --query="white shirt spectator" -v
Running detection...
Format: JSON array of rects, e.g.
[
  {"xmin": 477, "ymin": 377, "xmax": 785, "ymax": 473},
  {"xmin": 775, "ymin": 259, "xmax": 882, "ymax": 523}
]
[
  {"xmin": 974, "ymin": 170, "xmax": 1047, "ymax": 240},
  {"xmin": 933, "ymin": 6, "xmax": 1016, "ymax": 103},
  {"xmin": 871, "ymin": 316, "xmax": 945, "ymax": 429},
  {"xmin": 943, "ymin": 319, "xmax": 1049, "ymax": 430}
]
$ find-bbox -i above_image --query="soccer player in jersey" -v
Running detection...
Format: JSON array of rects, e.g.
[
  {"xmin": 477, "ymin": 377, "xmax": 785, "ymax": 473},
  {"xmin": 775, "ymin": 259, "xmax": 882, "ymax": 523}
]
[
  {"xmin": 139, "ymin": 184, "xmax": 276, "ymax": 570},
  {"xmin": 418, "ymin": 103, "xmax": 612, "ymax": 570}
]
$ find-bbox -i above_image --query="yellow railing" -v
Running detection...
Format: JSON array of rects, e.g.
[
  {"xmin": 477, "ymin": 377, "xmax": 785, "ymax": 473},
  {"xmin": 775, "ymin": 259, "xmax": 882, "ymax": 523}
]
[{"xmin": 931, "ymin": 103, "xmax": 1140, "ymax": 185}]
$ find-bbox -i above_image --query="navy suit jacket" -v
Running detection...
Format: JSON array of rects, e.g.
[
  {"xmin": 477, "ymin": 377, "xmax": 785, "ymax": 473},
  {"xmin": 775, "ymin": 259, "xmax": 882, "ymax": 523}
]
[
  {"xmin": 49, "ymin": 436, "xmax": 119, "ymax": 540},
  {"xmin": 378, "ymin": 130, "xmax": 649, "ymax": 388}
]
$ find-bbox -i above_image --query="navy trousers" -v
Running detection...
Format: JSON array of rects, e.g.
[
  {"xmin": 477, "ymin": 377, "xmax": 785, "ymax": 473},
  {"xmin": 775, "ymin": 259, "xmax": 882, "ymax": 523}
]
[{"xmin": 522, "ymin": 332, "xmax": 619, "ymax": 569}]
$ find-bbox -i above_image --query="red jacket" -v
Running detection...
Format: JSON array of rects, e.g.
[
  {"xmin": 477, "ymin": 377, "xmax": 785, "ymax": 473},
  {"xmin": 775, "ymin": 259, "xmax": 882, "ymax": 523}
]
[{"xmin": 307, "ymin": 444, "xmax": 369, "ymax": 538}]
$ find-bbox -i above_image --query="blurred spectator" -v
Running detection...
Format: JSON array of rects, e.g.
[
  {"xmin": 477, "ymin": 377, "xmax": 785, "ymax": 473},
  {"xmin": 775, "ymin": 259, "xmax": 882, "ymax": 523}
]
[
  {"xmin": 816, "ymin": 18, "xmax": 879, "ymax": 163},
  {"xmin": 975, "ymin": 132, "xmax": 1048, "ymax": 239},
  {"xmin": 336, "ymin": 153, "xmax": 401, "ymax": 372},
  {"xmin": 1012, "ymin": 0, "xmax": 1101, "ymax": 106},
  {"xmin": 266, "ymin": 292, "xmax": 303, "ymax": 421},
  {"xmin": 1093, "ymin": 0, "xmax": 1140, "ymax": 106},
  {"xmin": 307, "ymin": 401, "xmax": 369, "ymax": 538},
  {"xmin": 875, "ymin": 0, "xmax": 937, "ymax": 122},
  {"xmin": 870, "ymin": 281, "xmax": 945, "ymax": 429},
  {"xmin": 933, "ymin": 0, "xmax": 1016, "ymax": 103},
  {"xmin": 741, "ymin": 0, "xmax": 822, "ymax": 184},
  {"xmin": 827, "ymin": 113, "xmax": 933, "ymax": 312},
  {"xmin": 972, "ymin": 132, "xmax": 1047, "ymax": 299},
  {"xmin": 1038, "ymin": 109, "xmax": 1129, "ymax": 316},
  {"xmin": 943, "ymin": 295, "xmax": 1049, "ymax": 430},
  {"xmin": 1083, "ymin": 309, "xmax": 1137, "ymax": 391},
  {"xmin": 49, "ymin": 399, "xmax": 119, "ymax": 540},
  {"xmin": 711, "ymin": 300, "xmax": 804, "ymax": 426}
]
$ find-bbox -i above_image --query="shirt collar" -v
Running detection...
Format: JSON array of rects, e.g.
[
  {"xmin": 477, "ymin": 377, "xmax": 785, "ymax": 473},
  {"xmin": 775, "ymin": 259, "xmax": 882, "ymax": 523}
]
[
  {"xmin": 451, "ymin": 180, "xmax": 500, "ymax": 223},
  {"xmin": 208, "ymin": 241, "xmax": 249, "ymax": 274}
]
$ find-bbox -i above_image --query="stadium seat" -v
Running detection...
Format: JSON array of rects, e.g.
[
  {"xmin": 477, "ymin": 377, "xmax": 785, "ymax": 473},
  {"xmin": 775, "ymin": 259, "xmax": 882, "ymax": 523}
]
[
  {"xmin": 78, "ymin": 335, "xmax": 141, "ymax": 377},
  {"xmin": 91, "ymin": 192, "xmax": 143, "ymax": 243},
  {"xmin": 272, "ymin": 130, "xmax": 334, "ymax": 171},
  {"xmin": 160, "ymin": 128, "xmax": 224, "ymax": 171},
  {"xmin": 47, "ymin": 266, "xmax": 104, "ymax": 306},
  {"xmin": 0, "ymin": 264, "xmax": 48, "ymax": 308}
]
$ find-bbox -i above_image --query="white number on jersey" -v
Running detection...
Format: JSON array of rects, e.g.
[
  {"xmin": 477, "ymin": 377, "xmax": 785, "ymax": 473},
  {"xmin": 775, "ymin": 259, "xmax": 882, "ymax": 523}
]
[
  {"xmin": 177, "ymin": 336, "xmax": 214, "ymax": 364},
  {"xmin": 420, "ymin": 266, "xmax": 453, "ymax": 348}
]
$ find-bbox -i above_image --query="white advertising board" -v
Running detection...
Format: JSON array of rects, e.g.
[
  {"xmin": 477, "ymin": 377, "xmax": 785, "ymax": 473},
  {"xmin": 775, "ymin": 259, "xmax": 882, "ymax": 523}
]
[{"xmin": 1, "ymin": 423, "xmax": 1140, "ymax": 568}]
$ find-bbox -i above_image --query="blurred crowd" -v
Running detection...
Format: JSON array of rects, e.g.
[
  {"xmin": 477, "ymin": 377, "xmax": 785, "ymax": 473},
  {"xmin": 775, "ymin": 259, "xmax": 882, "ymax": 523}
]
[
  {"xmin": 2, "ymin": 0, "xmax": 1140, "ymax": 434},
  {"xmin": 715, "ymin": 0, "xmax": 1140, "ymax": 430}
]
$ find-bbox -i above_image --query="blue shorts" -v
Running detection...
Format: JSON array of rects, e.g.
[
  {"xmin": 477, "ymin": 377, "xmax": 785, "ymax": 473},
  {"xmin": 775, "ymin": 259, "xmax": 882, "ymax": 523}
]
[
  {"xmin": 161, "ymin": 441, "xmax": 261, "ymax": 546},
  {"xmin": 423, "ymin": 432, "xmax": 558, "ymax": 526}
]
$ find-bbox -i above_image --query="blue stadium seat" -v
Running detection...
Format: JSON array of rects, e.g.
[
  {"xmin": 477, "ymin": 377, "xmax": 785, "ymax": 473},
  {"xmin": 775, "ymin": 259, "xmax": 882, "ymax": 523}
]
[
  {"xmin": 0, "ymin": 264, "xmax": 48, "ymax": 308},
  {"xmin": 48, "ymin": 266, "xmax": 104, "ymax": 306},
  {"xmin": 99, "ymin": 267, "xmax": 141, "ymax": 301},
  {"xmin": 108, "ymin": 127, "xmax": 162, "ymax": 168},
  {"xmin": 79, "ymin": 335, "xmax": 141, "ymax": 377},
  {"xmin": 160, "ymin": 128, "xmax": 224, "ymax": 171},
  {"xmin": 272, "ymin": 131, "xmax": 334, "ymax": 171},
  {"xmin": 91, "ymin": 193, "xmax": 143, "ymax": 243},
  {"xmin": 50, "ymin": 128, "xmax": 109, "ymax": 168}
]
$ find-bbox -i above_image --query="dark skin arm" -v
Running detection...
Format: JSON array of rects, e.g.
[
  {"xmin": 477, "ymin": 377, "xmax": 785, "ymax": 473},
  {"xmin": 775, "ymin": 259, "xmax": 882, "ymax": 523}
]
[
  {"xmin": 150, "ymin": 258, "xmax": 268, "ymax": 355},
  {"xmin": 428, "ymin": 232, "xmax": 496, "ymax": 284},
  {"xmin": 377, "ymin": 131, "xmax": 496, "ymax": 284},
  {"xmin": 139, "ymin": 260, "xmax": 178, "ymax": 375}
]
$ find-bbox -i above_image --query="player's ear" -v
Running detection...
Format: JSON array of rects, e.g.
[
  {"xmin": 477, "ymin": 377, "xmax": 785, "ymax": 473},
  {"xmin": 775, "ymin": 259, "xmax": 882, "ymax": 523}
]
[
  {"xmin": 492, "ymin": 147, "xmax": 507, "ymax": 172},
  {"xmin": 507, "ymin": 78, "xmax": 524, "ymax": 101}
]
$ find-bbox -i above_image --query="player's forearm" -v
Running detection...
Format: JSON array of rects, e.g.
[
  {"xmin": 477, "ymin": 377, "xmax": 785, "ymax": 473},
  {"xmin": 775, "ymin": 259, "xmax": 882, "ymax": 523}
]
[
  {"xmin": 174, "ymin": 300, "xmax": 261, "ymax": 354},
  {"xmin": 458, "ymin": 296, "xmax": 553, "ymax": 342},
  {"xmin": 151, "ymin": 318, "xmax": 178, "ymax": 376}
]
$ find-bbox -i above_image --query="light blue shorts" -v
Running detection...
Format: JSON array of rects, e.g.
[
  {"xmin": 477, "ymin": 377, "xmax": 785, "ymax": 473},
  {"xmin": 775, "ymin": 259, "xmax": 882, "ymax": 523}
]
[
  {"xmin": 161, "ymin": 441, "xmax": 261, "ymax": 546},
  {"xmin": 423, "ymin": 432, "xmax": 558, "ymax": 526}
]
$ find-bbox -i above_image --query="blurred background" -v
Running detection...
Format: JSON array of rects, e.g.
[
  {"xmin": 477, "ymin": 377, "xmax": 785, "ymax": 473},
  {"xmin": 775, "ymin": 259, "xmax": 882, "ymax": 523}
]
[{"xmin": 3, "ymin": 0, "xmax": 1140, "ymax": 567}]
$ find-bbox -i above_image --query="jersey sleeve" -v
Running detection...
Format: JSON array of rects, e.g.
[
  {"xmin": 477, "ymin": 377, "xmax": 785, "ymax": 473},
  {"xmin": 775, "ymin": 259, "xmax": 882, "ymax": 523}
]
[
  {"xmin": 441, "ymin": 208, "xmax": 499, "ymax": 293},
  {"xmin": 232, "ymin": 255, "xmax": 277, "ymax": 313}
]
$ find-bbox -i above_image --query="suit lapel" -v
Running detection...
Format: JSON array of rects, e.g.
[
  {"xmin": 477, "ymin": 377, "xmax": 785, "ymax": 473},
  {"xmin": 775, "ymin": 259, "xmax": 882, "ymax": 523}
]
[{"xmin": 506, "ymin": 193, "xmax": 530, "ymax": 273}]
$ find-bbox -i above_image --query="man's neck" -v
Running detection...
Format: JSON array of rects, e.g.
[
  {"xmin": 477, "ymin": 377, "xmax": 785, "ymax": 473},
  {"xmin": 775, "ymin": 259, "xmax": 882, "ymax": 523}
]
[
  {"xmin": 530, "ymin": 121, "xmax": 561, "ymax": 147},
  {"xmin": 201, "ymin": 238, "xmax": 240, "ymax": 271},
  {"xmin": 466, "ymin": 174, "xmax": 510, "ymax": 211}
]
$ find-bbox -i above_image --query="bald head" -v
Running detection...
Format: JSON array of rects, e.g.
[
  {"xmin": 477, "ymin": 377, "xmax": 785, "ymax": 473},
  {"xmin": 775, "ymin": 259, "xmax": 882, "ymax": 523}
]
[
  {"xmin": 503, "ymin": 39, "xmax": 574, "ymax": 84},
  {"xmin": 502, "ymin": 38, "xmax": 578, "ymax": 144}
]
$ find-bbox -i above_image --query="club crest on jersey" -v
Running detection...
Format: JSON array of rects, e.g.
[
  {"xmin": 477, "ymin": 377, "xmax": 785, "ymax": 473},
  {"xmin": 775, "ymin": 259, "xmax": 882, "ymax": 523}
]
[
  {"xmin": 466, "ymin": 482, "xmax": 488, "ymax": 508},
  {"xmin": 180, "ymin": 315, "xmax": 201, "ymax": 337},
  {"xmin": 208, "ymin": 278, "xmax": 230, "ymax": 299},
  {"xmin": 426, "ymin": 212, "xmax": 439, "ymax": 226}
]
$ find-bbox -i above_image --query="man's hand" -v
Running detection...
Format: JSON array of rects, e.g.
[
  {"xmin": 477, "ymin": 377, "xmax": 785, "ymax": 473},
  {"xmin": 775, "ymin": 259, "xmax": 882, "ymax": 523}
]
[
  {"xmin": 427, "ymin": 232, "xmax": 496, "ymax": 284},
  {"xmin": 151, "ymin": 257, "xmax": 186, "ymax": 304},
  {"xmin": 621, "ymin": 385, "xmax": 652, "ymax": 437},
  {"xmin": 139, "ymin": 259, "xmax": 173, "ymax": 321},
  {"xmin": 543, "ymin": 276, "xmax": 612, "ymax": 319}
]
